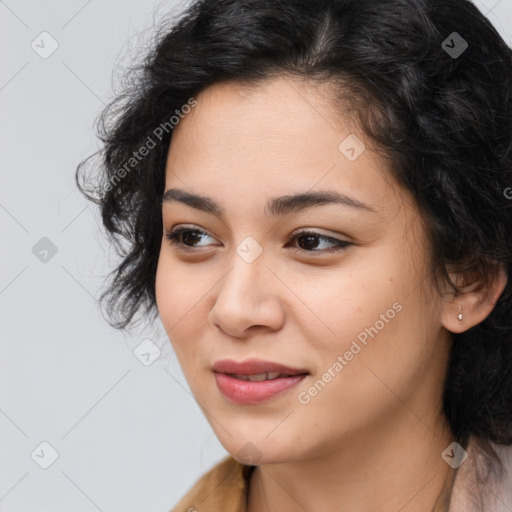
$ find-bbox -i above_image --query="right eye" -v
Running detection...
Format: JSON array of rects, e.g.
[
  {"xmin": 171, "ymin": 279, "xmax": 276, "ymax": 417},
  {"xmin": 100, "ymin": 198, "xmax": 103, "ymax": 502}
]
[{"xmin": 164, "ymin": 226, "xmax": 219, "ymax": 251}]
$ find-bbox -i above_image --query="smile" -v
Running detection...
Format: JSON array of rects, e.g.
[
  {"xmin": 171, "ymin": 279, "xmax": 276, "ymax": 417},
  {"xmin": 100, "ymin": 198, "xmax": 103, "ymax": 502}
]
[{"xmin": 213, "ymin": 372, "xmax": 308, "ymax": 404}]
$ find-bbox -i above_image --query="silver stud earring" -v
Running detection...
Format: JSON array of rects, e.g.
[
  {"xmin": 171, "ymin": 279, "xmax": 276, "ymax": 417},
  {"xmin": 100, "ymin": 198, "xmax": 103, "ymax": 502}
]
[{"xmin": 457, "ymin": 312, "xmax": 463, "ymax": 323}]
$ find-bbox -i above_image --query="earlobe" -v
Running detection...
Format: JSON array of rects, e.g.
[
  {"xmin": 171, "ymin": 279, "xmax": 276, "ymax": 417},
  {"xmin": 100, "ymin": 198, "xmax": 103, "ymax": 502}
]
[{"xmin": 441, "ymin": 262, "xmax": 508, "ymax": 334}]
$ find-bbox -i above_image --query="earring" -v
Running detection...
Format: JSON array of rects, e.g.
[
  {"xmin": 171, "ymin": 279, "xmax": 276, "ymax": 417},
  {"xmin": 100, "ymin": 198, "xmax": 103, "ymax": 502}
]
[{"xmin": 457, "ymin": 312, "xmax": 463, "ymax": 323}]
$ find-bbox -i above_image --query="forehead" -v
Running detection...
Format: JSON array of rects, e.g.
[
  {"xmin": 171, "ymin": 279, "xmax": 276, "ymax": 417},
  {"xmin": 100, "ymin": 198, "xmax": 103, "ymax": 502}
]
[
  {"xmin": 164, "ymin": 76, "xmax": 413, "ymax": 221},
  {"xmin": 172, "ymin": 76, "xmax": 358, "ymax": 153}
]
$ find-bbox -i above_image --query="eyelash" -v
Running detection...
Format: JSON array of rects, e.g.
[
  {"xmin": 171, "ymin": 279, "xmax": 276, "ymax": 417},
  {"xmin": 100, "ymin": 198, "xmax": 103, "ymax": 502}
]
[{"xmin": 164, "ymin": 226, "xmax": 351, "ymax": 255}]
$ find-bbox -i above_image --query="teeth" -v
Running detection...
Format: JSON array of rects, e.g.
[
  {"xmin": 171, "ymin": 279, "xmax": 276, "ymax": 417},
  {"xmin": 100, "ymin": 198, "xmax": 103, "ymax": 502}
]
[
  {"xmin": 247, "ymin": 373, "xmax": 268, "ymax": 382},
  {"xmin": 230, "ymin": 372, "xmax": 286, "ymax": 381}
]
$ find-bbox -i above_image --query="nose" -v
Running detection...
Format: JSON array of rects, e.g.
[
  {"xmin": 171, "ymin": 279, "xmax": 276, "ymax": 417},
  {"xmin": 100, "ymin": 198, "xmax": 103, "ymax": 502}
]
[{"xmin": 208, "ymin": 250, "xmax": 285, "ymax": 339}]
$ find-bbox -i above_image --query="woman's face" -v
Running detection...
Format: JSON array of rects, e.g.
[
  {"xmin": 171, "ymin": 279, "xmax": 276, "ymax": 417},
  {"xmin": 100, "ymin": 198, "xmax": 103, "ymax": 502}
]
[{"xmin": 155, "ymin": 76, "xmax": 452, "ymax": 464}]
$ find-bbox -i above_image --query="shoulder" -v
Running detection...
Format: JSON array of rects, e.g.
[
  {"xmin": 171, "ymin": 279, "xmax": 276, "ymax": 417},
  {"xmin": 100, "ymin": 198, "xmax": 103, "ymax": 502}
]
[
  {"xmin": 170, "ymin": 455, "xmax": 255, "ymax": 512},
  {"xmin": 449, "ymin": 439, "xmax": 512, "ymax": 512},
  {"xmin": 490, "ymin": 443, "xmax": 512, "ymax": 509}
]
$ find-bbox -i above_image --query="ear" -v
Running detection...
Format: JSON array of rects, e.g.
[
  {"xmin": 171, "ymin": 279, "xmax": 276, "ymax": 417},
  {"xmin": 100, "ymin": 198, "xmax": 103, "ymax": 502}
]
[{"xmin": 441, "ymin": 261, "xmax": 508, "ymax": 333}]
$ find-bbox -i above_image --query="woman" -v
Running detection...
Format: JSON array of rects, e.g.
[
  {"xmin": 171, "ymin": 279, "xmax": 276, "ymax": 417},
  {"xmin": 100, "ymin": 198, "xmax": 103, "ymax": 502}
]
[{"xmin": 76, "ymin": 0, "xmax": 512, "ymax": 510}]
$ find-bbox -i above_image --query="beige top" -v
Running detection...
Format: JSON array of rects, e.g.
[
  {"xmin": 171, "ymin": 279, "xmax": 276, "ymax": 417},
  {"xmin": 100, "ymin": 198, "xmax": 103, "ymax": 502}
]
[
  {"xmin": 171, "ymin": 441, "xmax": 512, "ymax": 512},
  {"xmin": 171, "ymin": 455, "xmax": 252, "ymax": 512}
]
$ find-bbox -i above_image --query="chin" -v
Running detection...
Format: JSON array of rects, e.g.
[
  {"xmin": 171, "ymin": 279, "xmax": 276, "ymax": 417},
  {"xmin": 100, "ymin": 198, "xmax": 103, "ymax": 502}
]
[{"xmin": 219, "ymin": 435, "xmax": 301, "ymax": 466}]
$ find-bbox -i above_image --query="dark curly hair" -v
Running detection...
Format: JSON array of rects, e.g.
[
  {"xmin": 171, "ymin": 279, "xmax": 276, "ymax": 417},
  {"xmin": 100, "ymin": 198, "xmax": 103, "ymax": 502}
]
[{"xmin": 76, "ymin": 0, "xmax": 512, "ymax": 501}]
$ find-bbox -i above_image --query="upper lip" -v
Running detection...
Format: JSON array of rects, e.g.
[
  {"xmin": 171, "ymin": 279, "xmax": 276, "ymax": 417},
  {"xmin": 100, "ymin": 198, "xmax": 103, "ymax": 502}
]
[{"xmin": 212, "ymin": 358, "xmax": 309, "ymax": 376}]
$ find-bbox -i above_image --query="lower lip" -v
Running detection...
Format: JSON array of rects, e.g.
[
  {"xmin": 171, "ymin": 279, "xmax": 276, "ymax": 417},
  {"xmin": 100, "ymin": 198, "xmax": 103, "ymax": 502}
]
[{"xmin": 214, "ymin": 372, "xmax": 307, "ymax": 405}]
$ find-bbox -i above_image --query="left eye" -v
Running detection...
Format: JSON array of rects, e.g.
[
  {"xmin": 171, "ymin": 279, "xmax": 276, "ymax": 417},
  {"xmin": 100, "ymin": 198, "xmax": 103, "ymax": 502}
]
[
  {"xmin": 164, "ymin": 227, "xmax": 351, "ymax": 254},
  {"xmin": 289, "ymin": 230, "xmax": 351, "ymax": 253}
]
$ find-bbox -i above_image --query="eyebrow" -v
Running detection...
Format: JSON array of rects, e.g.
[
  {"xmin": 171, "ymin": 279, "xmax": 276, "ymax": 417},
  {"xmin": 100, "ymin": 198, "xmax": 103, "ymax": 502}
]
[{"xmin": 161, "ymin": 188, "xmax": 376, "ymax": 217}]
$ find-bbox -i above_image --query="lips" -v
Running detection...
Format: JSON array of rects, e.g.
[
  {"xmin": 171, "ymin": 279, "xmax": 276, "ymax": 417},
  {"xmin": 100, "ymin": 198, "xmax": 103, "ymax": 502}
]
[
  {"xmin": 212, "ymin": 358, "xmax": 309, "ymax": 377},
  {"xmin": 212, "ymin": 359, "xmax": 309, "ymax": 405}
]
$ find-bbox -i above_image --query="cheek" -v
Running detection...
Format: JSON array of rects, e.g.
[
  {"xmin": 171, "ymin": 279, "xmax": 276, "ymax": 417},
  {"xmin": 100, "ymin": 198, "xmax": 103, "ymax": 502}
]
[
  {"xmin": 155, "ymin": 254, "xmax": 199, "ymax": 355},
  {"xmin": 155, "ymin": 252, "xmax": 222, "ymax": 373},
  {"xmin": 292, "ymin": 260, "xmax": 401, "ymax": 352},
  {"xmin": 297, "ymin": 254, "xmax": 432, "ymax": 390},
  {"xmin": 155, "ymin": 252, "xmax": 179, "ymax": 325},
  {"xmin": 292, "ymin": 302, "xmax": 429, "ymax": 445},
  {"xmin": 304, "ymin": 298, "xmax": 436, "ymax": 424},
  {"xmin": 156, "ymin": 249, "xmax": 204, "ymax": 320}
]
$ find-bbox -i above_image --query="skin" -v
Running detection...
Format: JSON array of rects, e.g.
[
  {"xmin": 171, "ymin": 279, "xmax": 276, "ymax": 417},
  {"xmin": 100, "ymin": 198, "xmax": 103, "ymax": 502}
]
[{"xmin": 155, "ymin": 76, "xmax": 507, "ymax": 512}]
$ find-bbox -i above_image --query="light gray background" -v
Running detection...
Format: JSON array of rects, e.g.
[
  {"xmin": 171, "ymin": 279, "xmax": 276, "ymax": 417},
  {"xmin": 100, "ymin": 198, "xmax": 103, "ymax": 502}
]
[{"xmin": 1, "ymin": 1, "xmax": 511, "ymax": 511}]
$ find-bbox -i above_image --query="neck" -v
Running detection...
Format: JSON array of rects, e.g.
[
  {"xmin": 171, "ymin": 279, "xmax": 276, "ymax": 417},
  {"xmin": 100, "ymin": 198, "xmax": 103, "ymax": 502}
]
[
  {"xmin": 432, "ymin": 464, "xmax": 458, "ymax": 512},
  {"xmin": 246, "ymin": 413, "xmax": 457, "ymax": 512}
]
